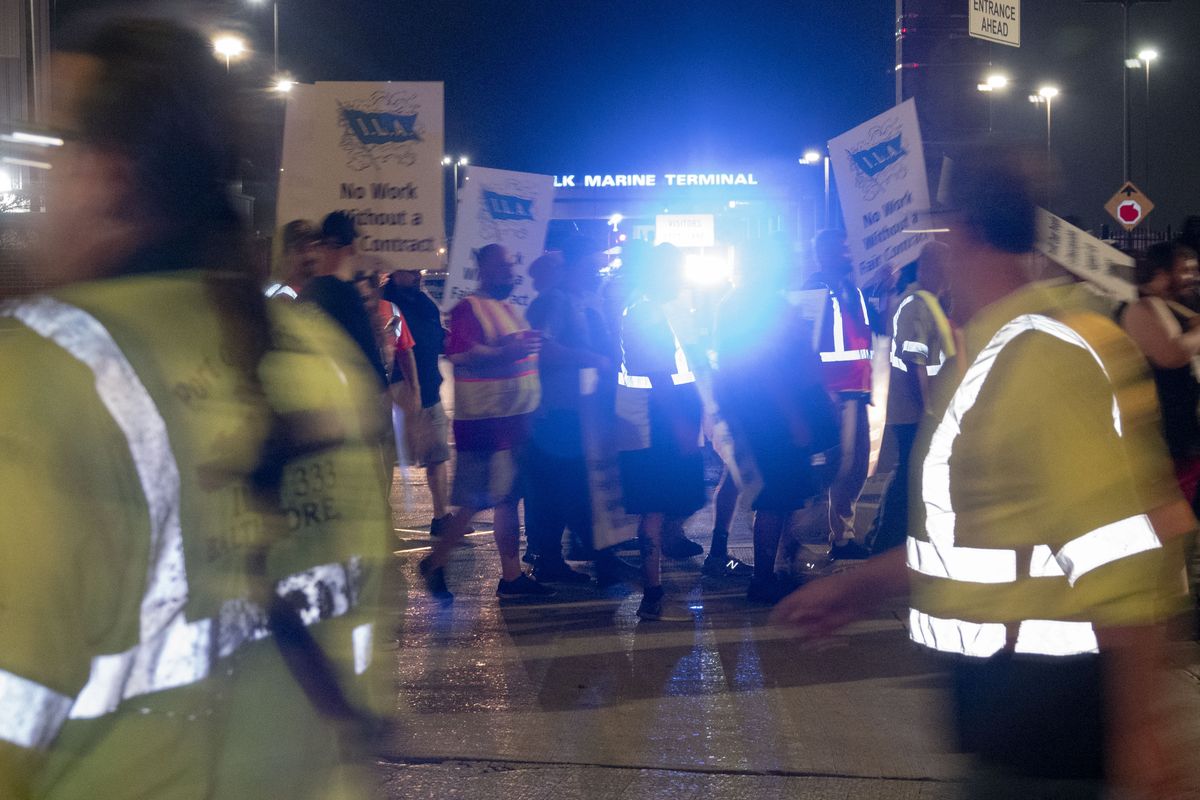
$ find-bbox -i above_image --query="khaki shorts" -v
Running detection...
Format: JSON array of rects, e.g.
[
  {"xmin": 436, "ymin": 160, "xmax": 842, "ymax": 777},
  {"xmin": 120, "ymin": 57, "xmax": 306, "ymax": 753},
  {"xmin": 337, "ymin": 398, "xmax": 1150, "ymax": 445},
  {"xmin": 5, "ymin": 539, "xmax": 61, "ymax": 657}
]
[
  {"xmin": 403, "ymin": 402, "xmax": 451, "ymax": 467},
  {"xmin": 450, "ymin": 448, "xmax": 521, "ymax": 510}
]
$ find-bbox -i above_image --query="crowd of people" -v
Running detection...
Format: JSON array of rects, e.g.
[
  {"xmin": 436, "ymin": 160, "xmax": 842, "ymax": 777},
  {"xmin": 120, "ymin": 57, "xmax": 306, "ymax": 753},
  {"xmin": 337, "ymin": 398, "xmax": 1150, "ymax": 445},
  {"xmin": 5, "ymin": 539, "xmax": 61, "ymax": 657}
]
[{"xmin": 4, "ymin": 14, "xmax": 1199, "ymax": 800}]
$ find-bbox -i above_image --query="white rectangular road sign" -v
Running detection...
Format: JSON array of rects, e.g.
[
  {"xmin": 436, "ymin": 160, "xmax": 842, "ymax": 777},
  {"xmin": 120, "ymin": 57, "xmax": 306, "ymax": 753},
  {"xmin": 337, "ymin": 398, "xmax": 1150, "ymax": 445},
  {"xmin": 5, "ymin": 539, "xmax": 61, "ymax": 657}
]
[{"xmin": 970, "ymin": 0, "xmax": 1020, "ymax": 48}]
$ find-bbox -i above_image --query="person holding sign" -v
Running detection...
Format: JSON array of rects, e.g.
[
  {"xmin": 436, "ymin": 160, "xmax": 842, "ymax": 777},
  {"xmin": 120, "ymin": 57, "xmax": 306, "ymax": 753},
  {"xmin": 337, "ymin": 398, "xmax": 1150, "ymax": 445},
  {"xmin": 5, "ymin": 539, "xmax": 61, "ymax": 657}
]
[{"xmin": 419, "ymin": 244, "xmax": 554, "ymax": 602}]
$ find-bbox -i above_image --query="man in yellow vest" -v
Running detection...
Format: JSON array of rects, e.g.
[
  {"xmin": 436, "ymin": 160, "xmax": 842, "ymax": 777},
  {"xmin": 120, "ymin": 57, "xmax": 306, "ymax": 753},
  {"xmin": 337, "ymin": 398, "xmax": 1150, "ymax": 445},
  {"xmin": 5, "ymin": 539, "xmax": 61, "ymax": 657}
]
[
  {"xmin": 419, "ymin": 244, "xmax": 554, "ymax": 602},
  {"xmin": 772, "ymin": 152, "xmax": 1193, "ymax": 796},
  {"xmin": 0, "ymin": 21, "xmax": 392, "ymax": 799}
]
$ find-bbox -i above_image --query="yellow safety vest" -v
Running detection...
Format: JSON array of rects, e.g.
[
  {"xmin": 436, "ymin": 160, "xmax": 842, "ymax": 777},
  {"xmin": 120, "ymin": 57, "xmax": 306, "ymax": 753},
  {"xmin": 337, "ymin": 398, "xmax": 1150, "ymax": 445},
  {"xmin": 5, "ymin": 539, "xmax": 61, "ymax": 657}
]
[
  {"xmin": 907, "ymin": 285, "xmax": 1189, "ymax": 659},
  {"xmin": 0, "ymin": 271, "xmax": 390, "ymax": 799},
  {"xmin": 452, "ymin": 295, "xmax": 540, "ymax": 420},
  {"xmin": 889, "ymin": 288, "xmax": 956, "ymax": 377}
]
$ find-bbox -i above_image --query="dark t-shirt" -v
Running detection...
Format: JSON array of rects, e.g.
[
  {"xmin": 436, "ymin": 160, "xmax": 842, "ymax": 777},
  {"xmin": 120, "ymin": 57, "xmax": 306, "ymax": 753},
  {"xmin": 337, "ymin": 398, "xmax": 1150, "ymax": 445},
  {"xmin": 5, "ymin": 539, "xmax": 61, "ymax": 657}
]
[
  {"xmin": 299, "ymin": 275, "xmax": 388, "ymax": 387},
  {"xmin": 387, "ymin": 285, "xmax": 445, "ymax": 408}
]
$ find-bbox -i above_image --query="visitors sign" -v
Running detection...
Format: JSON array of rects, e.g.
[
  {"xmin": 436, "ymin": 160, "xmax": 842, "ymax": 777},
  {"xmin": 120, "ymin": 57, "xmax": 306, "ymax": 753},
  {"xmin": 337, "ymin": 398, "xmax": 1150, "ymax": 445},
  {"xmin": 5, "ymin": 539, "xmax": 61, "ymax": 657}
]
[
  {"xmin": 1104, "ymin": 182, "xmax": 1155, "ymax": 231},
  {"xmin": 655, "ymin": 214, "xmax": 715, "ymax": 248},
  {"xmin": 970, "ymin": 0, "xmax": 1020, "ymax": 48}
]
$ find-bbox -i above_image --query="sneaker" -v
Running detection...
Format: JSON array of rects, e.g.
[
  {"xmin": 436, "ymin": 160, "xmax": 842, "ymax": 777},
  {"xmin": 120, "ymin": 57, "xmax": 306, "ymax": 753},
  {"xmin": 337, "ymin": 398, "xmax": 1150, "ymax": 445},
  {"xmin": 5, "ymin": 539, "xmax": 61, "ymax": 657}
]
[
  {"xmin": 746, "ymin": 574, "xmax": 796, "ymax": 605},
  {"xmin": 636, "ymin": 587, "xmax": 666, "ymax": 620},
  {"xmin": 533, "ymin": 559, "xmax": 592, "ymax": 585},
  {"xmin": 662, "ymin": 536, "xmax": 704, "ymax": 559},
  {"xmin": 496, "ymin": 573, "xmax": 557, "ymax": 599},
  {"xmin": 702, "ymin": 554, "xmax": 754, "ymax": 578},
  {"xmin": 430, "ymin": 514, "xmax": 472, "ymax": 538},
  {"xmin": 829, "ymin": 539, "xmax": 872, "ymax": 561},
  {"xmin": 418, "ymin": 556, "xmax": 453, "ymax": 604},
  {"xmin": 521, "ymin": 549, "xmax": 538, "ymax": 566},
  {"xmin": 595, "ymin": 553, "xmax": 639, "ymax": 587}
]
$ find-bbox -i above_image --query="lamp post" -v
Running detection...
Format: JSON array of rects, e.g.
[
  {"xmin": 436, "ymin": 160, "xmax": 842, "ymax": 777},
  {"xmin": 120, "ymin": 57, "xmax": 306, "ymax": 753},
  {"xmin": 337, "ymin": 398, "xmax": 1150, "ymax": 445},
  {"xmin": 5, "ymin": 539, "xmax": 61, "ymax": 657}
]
[
  {"xmin": 1137, "ymin": 48, "xmax": 1158, "ymax": 188},
  {"xmin": 1028, "ymin": 85, "xmax": 1059, "ymax": 155},
  {"xmin": 800, "ymin": 149, "xmax": 833, "ymax": 229},
  {"xmin": 212, "ymin": 35, "xmax": 247, "ymax": 72},
  {"xmin": 977, "ymin": 72, "xmax": 1009, "ymax": 134}
]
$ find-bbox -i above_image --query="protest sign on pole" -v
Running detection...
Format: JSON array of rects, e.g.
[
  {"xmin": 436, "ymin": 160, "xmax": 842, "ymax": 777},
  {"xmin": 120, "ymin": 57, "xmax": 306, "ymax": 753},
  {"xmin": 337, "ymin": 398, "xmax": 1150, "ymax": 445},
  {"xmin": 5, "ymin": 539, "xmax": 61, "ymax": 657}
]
[
  {"xmin": 441, "ymin": 166, "xmax": 556, "ymax": 314},
  {"xmin": 1036, "ymin": 208, "xmax": 1136, "ymax": 302},
  {"xmin": 827, "ymin": 99, "xmax": 932, "ymax": 287},
  {"xmin": 277, "ymin": 81, "xmax": 444, "ymax": 271}
]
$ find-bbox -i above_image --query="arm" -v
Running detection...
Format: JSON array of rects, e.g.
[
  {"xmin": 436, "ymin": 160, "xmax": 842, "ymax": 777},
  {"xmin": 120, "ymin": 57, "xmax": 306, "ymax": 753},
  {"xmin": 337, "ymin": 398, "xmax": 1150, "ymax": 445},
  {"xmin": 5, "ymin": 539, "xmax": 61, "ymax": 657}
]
[
  {"xmin": 1121, "ymin": 299, "xmax": 1200, "ymax": 369},
  {"xmin": 447, "ymin": 335, "xmax": 535, "ymax": 368},
  {"xmin": 769, "ymin": 547, "xmax": 908, "ymax": 637},
  {"xmin": 390, "ymin": 348, "xmax": 421, "ymax": 413}
]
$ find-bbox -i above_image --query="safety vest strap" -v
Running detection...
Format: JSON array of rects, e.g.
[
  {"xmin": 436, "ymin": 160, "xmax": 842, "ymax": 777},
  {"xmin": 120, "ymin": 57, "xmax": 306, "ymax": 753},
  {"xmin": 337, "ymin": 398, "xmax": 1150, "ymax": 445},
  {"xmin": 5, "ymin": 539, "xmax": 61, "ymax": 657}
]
[
  {"xmin": 909, "ymin": 609, "xmax": 1098, "ymax": 658},
  {"xmin": 617, "ymin": 326, "xmax": 696, "ymax": 389},
  {"xmin": 818, "ymin": 290, "xmax": 872, "ymax": 364}
]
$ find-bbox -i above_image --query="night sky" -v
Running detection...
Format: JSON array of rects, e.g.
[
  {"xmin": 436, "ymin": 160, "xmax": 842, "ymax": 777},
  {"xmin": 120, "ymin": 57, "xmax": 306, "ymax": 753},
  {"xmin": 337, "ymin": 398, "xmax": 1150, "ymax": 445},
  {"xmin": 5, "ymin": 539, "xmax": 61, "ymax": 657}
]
[{"xmin": 56, "ymin": 0, "xmax": 1200, "ymax": 231}]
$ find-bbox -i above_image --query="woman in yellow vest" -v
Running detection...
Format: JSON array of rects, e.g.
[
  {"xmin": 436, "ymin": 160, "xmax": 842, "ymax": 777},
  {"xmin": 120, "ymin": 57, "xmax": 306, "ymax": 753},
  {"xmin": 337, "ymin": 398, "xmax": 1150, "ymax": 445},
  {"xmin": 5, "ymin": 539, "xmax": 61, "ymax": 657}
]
[{"xmin": 0, "ymin": 21, "xmax": 392, "ymax": 798}]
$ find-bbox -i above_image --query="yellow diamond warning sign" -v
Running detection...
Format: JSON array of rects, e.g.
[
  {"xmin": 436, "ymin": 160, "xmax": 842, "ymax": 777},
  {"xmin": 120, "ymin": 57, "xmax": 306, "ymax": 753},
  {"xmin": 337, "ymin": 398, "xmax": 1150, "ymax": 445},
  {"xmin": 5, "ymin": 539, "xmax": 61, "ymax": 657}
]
[{"xmin": 1105, "ymin": 182, "xmax": 1154, "ymax": 231}]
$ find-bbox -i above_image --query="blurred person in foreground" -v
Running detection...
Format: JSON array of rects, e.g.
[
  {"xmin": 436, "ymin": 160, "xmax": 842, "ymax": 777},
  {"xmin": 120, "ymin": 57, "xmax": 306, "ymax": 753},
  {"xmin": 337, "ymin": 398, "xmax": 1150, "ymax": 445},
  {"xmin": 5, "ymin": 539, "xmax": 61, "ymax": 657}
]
[
  {"xmin": 266, "ymin": 219, "xmax": 321, "ymax": 300},
  {"xmin": 772, "ymin": 151, "xmax": 1194, "ymax": 798},
  {"xmin": 615, "ymin": 243, "xmax": 706, "ymax": 620},
  {"xmin": 714, "ymin": 238, "xmax": 838, "ymax": 603},
  {"xmin": 804, "ymin": 228, "xmax": 883, "ymax": 561},
  {"xmin": 383, "ymin": 268, "xmax": 455, "ymax": 530},
  {"xmin": 865, "ymin": 242, "xmax": 956, "ymax": 555},
  {"xmin": 418, "ymin": 244, "xmax": 554, "ymax": 602},
  {"xmin": 0, "ymin": 19, "xmax": 393, "ymax": 799}
]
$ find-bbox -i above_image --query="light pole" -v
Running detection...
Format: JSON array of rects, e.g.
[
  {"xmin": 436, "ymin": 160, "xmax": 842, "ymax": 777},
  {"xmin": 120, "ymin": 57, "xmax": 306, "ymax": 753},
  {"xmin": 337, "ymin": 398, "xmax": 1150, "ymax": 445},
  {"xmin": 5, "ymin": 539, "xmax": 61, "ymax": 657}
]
[
  {"xmin": 1028, "ymin": 85, "xmax": 1059, "ymax": 155},
  {"xmin": 248, "ymin": 0, "xmax": 280, "ymax": 73},
  {"xmin": 212, "ymin": 35, "xmax": 247, "ymax": 72},
  {"xmin": 1137, "ymin": 48, "xmax": 1158, "ymax": 188},
  {"xmin": 800, "ymin": 149, "xmax": 833, "ymax": 229},
  {"xmin": 442, "ymin": 155, "xmax": 469, "ymax": 206},
  {"xmin": 977, "ymin": 72, "xmax": 1009, "ymax": 134}
]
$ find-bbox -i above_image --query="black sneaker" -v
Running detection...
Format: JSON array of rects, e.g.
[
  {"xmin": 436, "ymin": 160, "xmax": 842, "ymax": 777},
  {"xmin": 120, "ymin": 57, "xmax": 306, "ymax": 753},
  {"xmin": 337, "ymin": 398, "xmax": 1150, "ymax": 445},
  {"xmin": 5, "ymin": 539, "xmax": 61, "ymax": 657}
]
[
  {"xmin": 533, "ymin": 559, "xmax": 592, "ymax": 585},
  {"xmin": 636, "ymin": 586, "xmax": 666, "ymax": 620},
  {"xmin": 595, "ymin": 553, "xmax": 639, "ymax": 587},
  {"xmin": 746, "ymin": 574, "xmax": 795, "ymax": 605},
  {"xmin": 496, "ymin": 573, "xmax": 557, "ymax": 599},
  {"xmin": 662, "ymin": 536, "xmax": 704, "ymax": 559},
  {"xmin": 419, "ymin": 556, "xmax": 453, "ymax": 604},
  {"xmin": 829, "ymin": 539, "xmax": 872, "ymax": 561},
  {"xmin": 429, "ymin": 514, "xmax": 472, "ymax": 537},
  {"xmin": 702, "ymin": 554, "xmax": 754, "ymax": 578},
  {"xmin": 521, "ymin": 549, "xmax": 538, "ymax": 565}
]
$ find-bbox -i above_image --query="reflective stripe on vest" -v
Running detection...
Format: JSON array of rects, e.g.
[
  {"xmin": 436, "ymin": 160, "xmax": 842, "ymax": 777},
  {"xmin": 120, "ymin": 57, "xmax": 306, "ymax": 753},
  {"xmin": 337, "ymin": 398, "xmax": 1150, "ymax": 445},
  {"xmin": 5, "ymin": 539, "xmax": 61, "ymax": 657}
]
[
  {"xmin": 818, "ymin": 290, "xmax": 872, "ymax": 364},
  {"xmin": 265, "ymin": 282, "xmax": 298, "ymax": 299},
  {"xmin": 454, "ymin": 295, "xmax": 540, "ymax": 419},
  {"xmin": 889, "ymin": 292, "xmax": 955, "ymax": 376},
  {"xmin": 909, "ymin": 610, "xmax": 1098, "ymax": 658},
  {"xmin": 0, "ymin": 297, "xmax": 370, "ymax": 748},
  {"xmin": 617, "ymin": 328, "xmax": 696, "ymax": 389},
  {"xmin": 910, "ymin": 312, "xmax": 1160, "ymax": 657}
]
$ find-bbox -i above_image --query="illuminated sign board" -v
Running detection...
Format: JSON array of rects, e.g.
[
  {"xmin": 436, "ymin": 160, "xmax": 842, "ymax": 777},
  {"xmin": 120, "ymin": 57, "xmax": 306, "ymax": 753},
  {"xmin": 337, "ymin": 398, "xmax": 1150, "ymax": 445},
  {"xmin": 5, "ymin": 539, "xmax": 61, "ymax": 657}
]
[
  {"xmin": 655, "ymin": 214, "xmax": 715, "ymax": 248},
  {"xmin": 554, "ymin": 173, "xmax": 759, "ymax": 189}
]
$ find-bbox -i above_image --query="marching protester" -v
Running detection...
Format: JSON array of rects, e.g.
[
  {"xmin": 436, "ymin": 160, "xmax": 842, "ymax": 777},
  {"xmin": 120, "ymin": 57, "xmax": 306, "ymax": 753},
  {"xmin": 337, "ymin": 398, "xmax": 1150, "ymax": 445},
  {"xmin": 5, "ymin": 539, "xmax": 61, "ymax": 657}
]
[
  {"xmin": 772, "ymin": 151, "xmax": 1193, "ymax": 797},
  {"xmin": 804, "ymin": 229, "xmax": 882, "ymax": 560},
  {"xmin": 615, "ymin": 243, "xmax": 707, "ymax": 620},
  {"xmin": 383, "ymin": 268, "xmax": 456, "ymax": 533},
  {"xmin": 419, "ymin": 244, "xmax": 554, "ymax": 601},
  {"xmin": 0, "ymin": 19, "xmax": 393, "ymax": 798},
  {"xmin": 865, "ymin": 242, "xmax": 955, "ymax": 554},
  {"xmin": 266, "ymin": 219, "xmax": 321, "ymax": 300},
  {"xmin": 524, "ymin": 239, "xmax": 617, "ymax": 584},
  {"xmin": 300, "ymin": 211, "xmax": 390, "ymax": 390},
  {"xmin": 715, "ymin": 238, "xmax": 838, "ymax": 603}
]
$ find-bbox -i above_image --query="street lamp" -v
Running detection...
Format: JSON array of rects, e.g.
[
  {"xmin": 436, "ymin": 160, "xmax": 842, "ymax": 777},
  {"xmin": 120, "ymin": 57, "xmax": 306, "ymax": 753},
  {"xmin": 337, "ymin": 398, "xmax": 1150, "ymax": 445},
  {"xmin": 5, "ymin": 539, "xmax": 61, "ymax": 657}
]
[
  {"xmin": 212, "ymin": 35, "xmax": 247, "ymax": 72},
  {"xmin": 273, "ymin": 77, "xmax": 295, "ymax": 93},
  {"xmin": 977, "ymin": 73, "xmax": 1009, "ymax": 134},
  {"xmin": 1029, "ymin": 85, "xmax": 1059, "ymax": 155},
  {"xmin": 801, "ymin": 150, "xmax": 821, "ymax": 165},
  {"xmin": 1137, "ymin": 48, "xmax": 1158, "ymax": 188},
  {"xmin": 247, "ymin": 0, "xmax": 281, "ymax": 74},
  {"xmin": 800, "ymin": 148, "xmax": 833, "ymax": 228},
  {"xmin": 443, "ymin": 155, "xmax": 469, "ymax": 213}
]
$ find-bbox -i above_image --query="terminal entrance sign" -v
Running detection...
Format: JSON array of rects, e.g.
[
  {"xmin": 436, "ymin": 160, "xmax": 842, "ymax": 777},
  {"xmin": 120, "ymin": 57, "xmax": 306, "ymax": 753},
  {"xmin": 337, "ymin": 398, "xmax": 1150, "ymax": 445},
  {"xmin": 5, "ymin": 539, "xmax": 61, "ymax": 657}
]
[
  {"xmin": 1105, "ymin": 182, "xmax": 1154, "ymax": 231},
  {"xmin": 969, "ymin": 0, "xmax": 1020, "ymax": 48}
]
